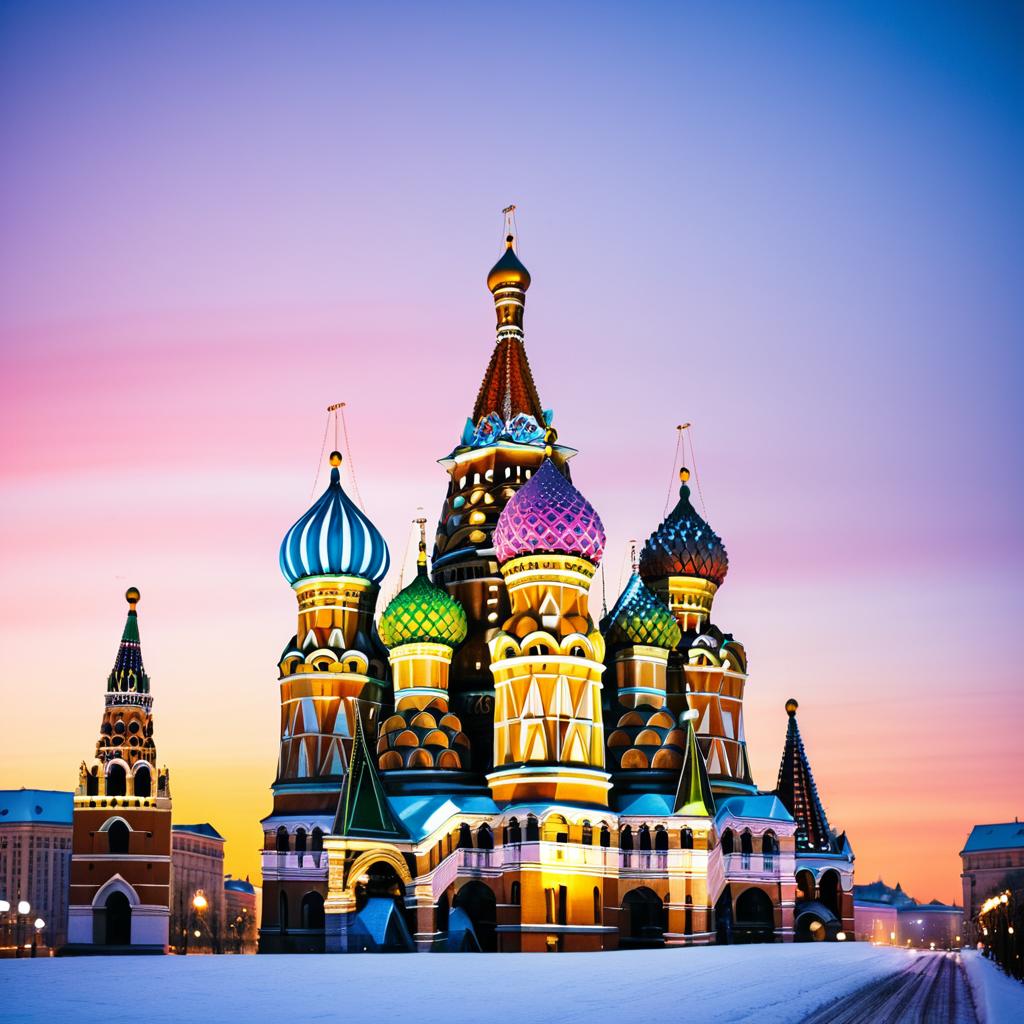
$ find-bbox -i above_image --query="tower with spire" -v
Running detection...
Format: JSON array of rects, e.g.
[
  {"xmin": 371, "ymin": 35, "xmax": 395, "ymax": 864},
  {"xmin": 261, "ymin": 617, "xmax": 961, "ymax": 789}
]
[
  {"xmin": 66, "ymin": 589, "xmax": 172, "ymax": 953},
  {"xmin": 258, "ymin": 213, "xmax": 854, "ymax": 954}
]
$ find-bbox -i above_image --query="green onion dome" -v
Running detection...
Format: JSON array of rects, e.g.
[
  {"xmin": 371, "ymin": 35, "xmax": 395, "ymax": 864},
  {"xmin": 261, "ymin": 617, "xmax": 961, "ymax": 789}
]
[
  {"xmin": 379, "ymin": 564, "xmax": 468, "ymax": 649},
  {"xmin": 601, "ymin": 574, "xmax": 681, "ymax": 650}
]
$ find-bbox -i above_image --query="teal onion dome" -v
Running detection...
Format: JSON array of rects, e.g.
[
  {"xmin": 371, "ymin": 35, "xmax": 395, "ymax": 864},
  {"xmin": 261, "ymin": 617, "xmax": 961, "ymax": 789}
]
[
  {"xmin": 601, "ymin": 573, "xmax": 681, "ymax": 650},
  {"xmin": 279, "ymin": 452, "xmax": 390, "ymax": 585},
  {"xmin": 379, "ymin": 564, "xmax": 468, "ymax": 649},
  {"xmin": 639, "ymin": 468, "xmax": 728, "ymax": 586}
]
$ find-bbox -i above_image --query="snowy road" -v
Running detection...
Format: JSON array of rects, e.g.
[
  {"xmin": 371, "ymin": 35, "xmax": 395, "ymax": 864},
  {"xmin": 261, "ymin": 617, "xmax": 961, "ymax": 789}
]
[
  {"xmin": 3, "ymin": 944, "xmax": 914, "ymax": 1024},
  {"xmin": 800, "ymin": 951, "xmax": 978, "ymax": 1024}
]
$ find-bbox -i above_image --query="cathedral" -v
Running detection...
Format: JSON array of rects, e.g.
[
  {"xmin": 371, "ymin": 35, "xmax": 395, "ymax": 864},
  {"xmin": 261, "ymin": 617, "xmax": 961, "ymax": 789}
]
[{"xmin": 259, "ymin": 223, "xmax": 855, "ymax": 953}]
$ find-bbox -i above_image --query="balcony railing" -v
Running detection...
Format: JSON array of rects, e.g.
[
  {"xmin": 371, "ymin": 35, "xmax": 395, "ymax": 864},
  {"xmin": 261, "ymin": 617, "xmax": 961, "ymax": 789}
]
[{"xmin": 723, "ymin": 852, "xmax": 779, "ymax": 879}]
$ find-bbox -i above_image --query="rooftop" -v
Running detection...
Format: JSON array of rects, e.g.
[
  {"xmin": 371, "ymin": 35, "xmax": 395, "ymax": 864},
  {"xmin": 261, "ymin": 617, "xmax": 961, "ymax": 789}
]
[
  {"xmin": 961, "ymin": 821, "xmax": 1024, "ymax": 855},
  {"xmin": 173, "ymin": 822, "xmax": 225, "ymax": 841},
  {"xmin": 0, "ymin": 789, "xmax": 73, "ymax": 826}
]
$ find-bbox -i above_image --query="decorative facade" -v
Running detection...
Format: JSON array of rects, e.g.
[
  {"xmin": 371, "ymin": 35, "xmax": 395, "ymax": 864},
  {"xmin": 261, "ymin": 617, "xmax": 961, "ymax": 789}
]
[
  {"xmin": 67, "ymin": 589, "xmax": 172, "ymax": 953},
  {"xmin": 258, "ymin": 222, "xmax": 855, "ymax": 953}
]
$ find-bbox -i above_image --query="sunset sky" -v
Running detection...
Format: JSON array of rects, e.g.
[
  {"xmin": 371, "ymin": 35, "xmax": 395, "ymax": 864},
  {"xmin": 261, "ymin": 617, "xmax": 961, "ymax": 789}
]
[{"xmin": 2, "ymin": 2, "xmax": 1022, "ymax": 904}]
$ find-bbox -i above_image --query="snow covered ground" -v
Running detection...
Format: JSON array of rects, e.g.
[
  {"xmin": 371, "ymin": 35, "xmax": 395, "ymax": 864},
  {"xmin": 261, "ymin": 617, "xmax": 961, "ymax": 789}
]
[
  {"xmin": 4, "ymin": 944, "xmax": 913, "ymax": 1024},
  {"xmin": 963, "ymin": 950, "xmax": 1024, "ymax": 1023}
]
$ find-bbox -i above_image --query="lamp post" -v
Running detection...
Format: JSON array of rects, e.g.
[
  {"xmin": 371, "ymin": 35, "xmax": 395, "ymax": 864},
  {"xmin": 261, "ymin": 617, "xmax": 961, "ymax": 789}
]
[
  {"xmin": 16, "ymin": 900, "xmax": 30, "ymax": 958},
  {"xmin": 31, "ymin": 918, "xmax": 44, "ymax": 958},
  {"xmin": 188, "ymin": 891, "xmax": 208, "ymax": 954},
  {"xmin": 0, "ymin": 899, "xmax": 10, "ymax": 952}
]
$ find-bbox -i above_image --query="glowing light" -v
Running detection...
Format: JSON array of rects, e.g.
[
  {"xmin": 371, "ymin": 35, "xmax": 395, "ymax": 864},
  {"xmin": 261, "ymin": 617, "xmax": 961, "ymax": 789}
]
[
  {"xmin": 17, "ymin": 900, "xmax": 30, "ymax": 915},
  {"xmin": 192, "ymin": 891, "xmax": 208, "ymax": 910},
  {"xmin": 0, "ymin": 900, "xmax": 9, "ymax": 913},
  {"xmin": 836, "ymin": 931, "xmax": 847, "ymax": 941},
  {"xmin": 34, "ymin": 918, "xmax": 44, "ymax": 930},
  {"xmin": 193, "ymin": 929, "xmax": 201, "ymax": 938}
]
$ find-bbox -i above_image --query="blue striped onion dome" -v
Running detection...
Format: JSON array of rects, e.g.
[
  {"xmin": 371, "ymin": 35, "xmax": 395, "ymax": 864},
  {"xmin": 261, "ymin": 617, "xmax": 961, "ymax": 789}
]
[{"xmin": 279, "ymin": 452, "xmax": 390, "ymax": 585}]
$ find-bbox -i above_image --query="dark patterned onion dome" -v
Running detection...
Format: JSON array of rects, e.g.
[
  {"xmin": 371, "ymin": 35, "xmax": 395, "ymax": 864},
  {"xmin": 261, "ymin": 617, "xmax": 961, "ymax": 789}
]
[
  {"xmin": 379, "ymin": 565, "xmax": 468, "ymax": 649},
  {"xmin": 487, "ymin": 235, "xmax": 532, "ymax": 293},
  {"xmin": 377, "ymin": 700, "xmax": 471, "ymax": 771},
  {"xmin": 602, "ymin": 574, "xmax": 681, "ymax": 649},
  {"xmin": 279, "ymin": 453, "xmax": 390, "ymax": 585},
  {"xmin": 494, "ymin": 458, "xmax": 606, "ymax": 565},
  {"xmin": 607, "ymin": 707, "xmax": 687, "ymax": 771},
  {"xmin": 639, "ymin": 468, "xmax": 728, "ymax": 586}
]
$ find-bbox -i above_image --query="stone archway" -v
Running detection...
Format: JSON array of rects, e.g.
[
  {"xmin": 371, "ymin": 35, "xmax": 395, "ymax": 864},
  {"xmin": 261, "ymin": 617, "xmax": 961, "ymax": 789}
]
[{"xmin": 734, "ymin": 887, "xmax": 775, "ymax": 944}]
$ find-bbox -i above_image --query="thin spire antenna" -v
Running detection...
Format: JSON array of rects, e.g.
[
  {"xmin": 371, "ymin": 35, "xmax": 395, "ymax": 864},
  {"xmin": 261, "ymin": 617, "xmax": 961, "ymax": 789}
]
[
  {"xmin": 684, "ymin": 425, "xmax": 708, "ymax": 518},
  {"xmin": 395, "ymin": 507, "xmax": 425, "ymax": 596},
  {"xmin": 502, "ymin": 204, "xmax": 517, "ymax": 249},
  {"xmin": 662, "ymin": 424, "xmax": 689, "ymax": 516}
]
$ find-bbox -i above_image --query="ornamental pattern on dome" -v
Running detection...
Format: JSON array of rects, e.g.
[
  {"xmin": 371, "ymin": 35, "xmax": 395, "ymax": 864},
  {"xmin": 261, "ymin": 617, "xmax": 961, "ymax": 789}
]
[
  {"xmin": 279, "ymin": 455, "xmax": 390, "ymax": 585},
  {"xmin": 639, "ymin": 470, "xmax": 728, "ymax": 586},
  {"xmin": 379, "ymin": 568, "xmax": 468, "ymax": 649},
  {"xmin": 493, "ymin": 458, "xmax": 606, "ymax": 565},
  {"xmin": 602, "ymin": 574, "xmax": 681, "ymax": 650}
]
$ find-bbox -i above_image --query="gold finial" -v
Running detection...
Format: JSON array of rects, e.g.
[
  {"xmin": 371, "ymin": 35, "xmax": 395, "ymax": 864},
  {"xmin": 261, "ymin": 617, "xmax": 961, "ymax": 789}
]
[
  {"xmin": 544, "ymin": 425, "xmax": 558, "ymax": 459},
  {"xmin": 679, "ymin": 466, "xmax": 690, "ymax": 483},
  {"xmin": 415, "ymin": 512, "xmax": 427, "ymax": 569},
  {"xmin": 630, "ymin": 539, "xmax": 638, "ymax": 573},
  {"xmin": 785, "ymin": 698, "xmax": 799, "ymax": 716},
  {"xmin": 329, "ymin": 450, "xmax": 343, "ymax": 467},
  {"xmin": 125, "ymin": 587, "xmax": 140, "ymax": 609}
]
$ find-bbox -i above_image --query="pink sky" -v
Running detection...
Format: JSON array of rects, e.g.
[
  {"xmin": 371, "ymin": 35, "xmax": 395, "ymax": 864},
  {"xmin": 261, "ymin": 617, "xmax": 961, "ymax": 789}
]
[{"xmin": 2, "ymin": 3, "xmax": 1022, "ymax": 902}]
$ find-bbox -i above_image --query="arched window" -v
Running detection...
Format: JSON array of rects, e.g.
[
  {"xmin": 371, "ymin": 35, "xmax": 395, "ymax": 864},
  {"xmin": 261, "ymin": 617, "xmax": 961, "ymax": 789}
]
[
  {"xmin": 507, "ymin": 817, "xmax": 522, "ymax": 845},
  {"xmin": 107, "ymin": 820, "xmax": 130, "ymax": 855},
  {"xmin": 311, "ymin": 827, "xmax": 324, "ymax": 852},
  {"xmin": 599, "ymin": 824, "xmax": 611, "ymax": 848},
  {"xmin": 275, "ymin": 826, "xmax": 289, "ymax": 853},
  {"xmin": 639, "ymin": 824, "xmax": 652, "ymax": 851},
  {"xmin": 593, "ymin": 886, "xmax": 602, "ymax": 924},
  {"xmin": 570, "ymin": 646, "xmax": 585, "ymax": 658},
  {"xmin": 525, "ymin": 816, "xmax": 540, "ymax": 842},
  {"xmin": 721, "ymin": 828, "xmax": 734, "ymax": 854},
  {"xmin": 133, "ymin": 765, "xmax": 151, "ymax": 798},
  {"xmin": 300, "ymin": 891, "xmax": 325, "ymax": 931},
  {"xmin": 680, "ymin": 827, "xmax": 694, "ymax": 850},
  {"xmin": 295, "ymin": 828, "xmax": 307, "ymax": 854},
  {"xmin": 654, "ymin": 826, "xmax": 669, "ymax": 852},
  {"xmin": 741, "ymin": 830, "xmax": 754, "ymax": 855},
  {"xmin": 87, "ymin": 766, "xmax": 99, "ymax": 797},
  {"xmin": 436, "ymin": 893, "xmax": 449, "ymax": 932},
  {"xmin": 278, "ymin": 891, "xmax": 288, "ymax": 934},
  {"xmin": 684, "ymin": 895, "xmax": 694, "ymax": 935},
  {"xmin": 510, "ymin": 881, "xmax": 521, "ymax": 906},
  {"xmin": 477, "ymin": 824, "xmax": 493, "ymax": 850},
  {"xmin": 106, "ymin": 763, "xmax": 127, "ymax": 797},
  {"xmin": 581, "ymin": 821, "xmax": 593, "ymax": 845},
  {"xmin": 761, "ymin": 831, "xmax": 777, "ymax": 855},
  {"xmin": 620, "ymin": 825, "xmax": 634, "ymax": 851},
  {"xmin": 458, "ymin": 823, "xmax": 473, "ymax": 849}
]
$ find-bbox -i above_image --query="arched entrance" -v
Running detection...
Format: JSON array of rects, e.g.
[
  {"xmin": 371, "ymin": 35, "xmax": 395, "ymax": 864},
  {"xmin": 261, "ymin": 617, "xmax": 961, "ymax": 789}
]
[
  {"xmin": 453, "ymin": 881, "xmax": 497, "ymax": 952},
  {"xmin": 620, "ymin": 887, "xmax": 665, "ymax": 948},
  {"xmin": 103, "ymin": 891, "xmax": 132, "ymax": 945},
  {"xmin": 715, "ymin": 885, "xmax": 733, "ymax": 944},
  {"xmin": 795, "ymin": 869, "xmax": 816, "ymax": 902},
  {"xmin": 819, "ymin": 870, "xmax": 842, "ymax": 918},
  {"xmin": 734, "ymin": 887, "xmax": 775, "ymax": 944}
]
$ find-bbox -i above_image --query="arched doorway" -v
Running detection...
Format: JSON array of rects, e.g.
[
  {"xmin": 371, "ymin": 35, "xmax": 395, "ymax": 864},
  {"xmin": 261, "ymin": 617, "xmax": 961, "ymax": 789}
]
[
  {"xmin": 795, "ymin": 869, "xmax": 816, "ymax": 903},
  {"xmin": 103, "ymin": 891, "xmax": 132, "ymax": 945},
  {"xmin": 301, "ymin": 891, "xmax": 325, "ymax": 930},
  {"xmin": 795, "ymin": 905, "xmax": 838, "ymax": 942},
  {"xmin": 734, "ymin": 888, "xmax": 775, "ymax": 944},
  {"xmin": 620, "ymin": 887, "xmax": 665, "ymax": 948},
  {"xmin": 819, "ymin": 870, "xmax": 841, "ymax": 918},
  {"xmin": 453, "ymin": 881, "xmax": 497, "ymax": 952},
  {"xmin": 715, "ymin": 885, "xmax": 733, "ymax": 944}
]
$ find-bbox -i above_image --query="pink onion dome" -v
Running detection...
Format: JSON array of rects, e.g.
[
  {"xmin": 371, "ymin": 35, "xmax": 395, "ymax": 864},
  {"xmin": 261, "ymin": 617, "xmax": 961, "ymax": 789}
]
[{"xmin": 493, "ymin": 458, "xmax": 606, "ymax": 565}]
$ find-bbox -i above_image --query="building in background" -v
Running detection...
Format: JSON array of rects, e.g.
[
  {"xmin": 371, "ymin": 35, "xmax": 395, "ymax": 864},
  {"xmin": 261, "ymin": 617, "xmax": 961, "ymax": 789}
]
[
  {"xmin": 0, "ymin": 789, "xmax": 73, "ymax": 951},
  {"xmin": 224, "ymin": 875, "xmax": 260, "ymax": 953},
  {"xmin": 258, "ymin": 222, "xmax": 856, "ymax": 953},
  {"xmin": 853, "ymin": 880, "xmax": 962, "ymax": 948},
  {"xmin": 66, "ymin": 589, "xmax": 172, "ymax": 953},
  {"xmin": 171, "ymin": 823, "xmax": 225, "ymax": 953},
  {"xmin": 961, "ymin": 820, "xmax": 1024, "ymax": 941}
]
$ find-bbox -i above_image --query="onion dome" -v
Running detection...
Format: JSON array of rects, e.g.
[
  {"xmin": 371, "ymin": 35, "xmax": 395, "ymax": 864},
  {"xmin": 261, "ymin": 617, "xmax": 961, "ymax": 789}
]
[
  {"xmin": 487, "ymin": 234, "xmax": 532, "ymax": 293},
  {"xmin": 108, "ymin": 587, "xmax": 149, "ymax": 694},
  {"xmin": 377, "ymin": 700, "xmax": 471, "ymax": 772},
  {"xmin": 279, "ymin": 452, "xmax": 390, "ymax": 586},
  {"xmin": 602, "ymin": 574, "xmax": 681, "ymax": 649},
  {"xmin": 379, "ymin": 565, "xmax": 468, "ymax": 649},
  {"xmin": 494, "ymin": 457, "xmax": 606, "ymax": 565},
  {"xmin": 639, "ymin": 468, "xmax": 728, "ymax": 586},
  {"xmin": 607, "ymin": 707, "xmax": 688, "ymax": 772}
]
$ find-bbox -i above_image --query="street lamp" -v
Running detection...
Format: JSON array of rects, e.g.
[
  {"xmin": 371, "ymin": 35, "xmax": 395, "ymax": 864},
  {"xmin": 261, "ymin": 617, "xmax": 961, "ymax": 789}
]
[
  {"xmin": 15, "ymin": 900, "xmax": 30, "ymax": 958},
  {"xmin": 31, "ymin": 918, "xmax": 44, "ymax": 958}
]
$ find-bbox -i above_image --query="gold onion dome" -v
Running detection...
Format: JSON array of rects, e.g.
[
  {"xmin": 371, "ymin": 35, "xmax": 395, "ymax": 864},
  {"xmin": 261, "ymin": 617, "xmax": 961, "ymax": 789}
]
[
  {"xmin": 602, "ymin": 574, "xmax": 681, "ymax": 650},
  {"xmin": 639, "ymin": 467, "xmax": 729, "ymax": 586},
  {"xmin": 487, "ymin": 235, "xmax": 532, "ymax": 293},
  {"xmin": 379, "ymin": 564, "xmax": 468, "ymax": 649}
]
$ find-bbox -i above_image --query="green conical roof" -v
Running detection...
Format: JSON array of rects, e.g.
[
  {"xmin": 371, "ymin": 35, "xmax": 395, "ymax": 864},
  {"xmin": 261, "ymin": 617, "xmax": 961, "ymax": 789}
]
[
  {"xmin": 674, "ymin": 714, "xmax": 716, "ymax": 817},
  {"xmin": 602, "ymin": 573, "xmax": 681, "ymax": 650},
  {"xmin": 379, "ymin": 565, "xmax": 468, "ymax": 649},
  {"xmin": 333, "ymin": 708, "xmax": 407, "ymax": 841},
  {"xmin": 108, "ymin": 587, "xmax": 149, "ymax": 694}
]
